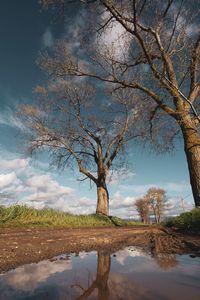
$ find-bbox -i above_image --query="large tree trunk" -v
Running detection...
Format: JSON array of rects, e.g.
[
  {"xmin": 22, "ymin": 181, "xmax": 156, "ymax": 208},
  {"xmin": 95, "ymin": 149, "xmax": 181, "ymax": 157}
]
[
  {"xmin": 96, "ymin": 184, "xmax": 109, "ymax": 216},
  {"xmin": 181, "ymin": 120, "xmax": 200, "ymax": 207}
]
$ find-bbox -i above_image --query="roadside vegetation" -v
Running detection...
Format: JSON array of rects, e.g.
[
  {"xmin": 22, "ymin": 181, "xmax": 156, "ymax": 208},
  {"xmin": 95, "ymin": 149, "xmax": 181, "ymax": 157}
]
[
  {"xmin": 0, "ymin": 205, "xmax": 140, "ymax": 229},
  {"xmin": 164, "ymin": 208, "xmax": 200, "ymax": 232}
]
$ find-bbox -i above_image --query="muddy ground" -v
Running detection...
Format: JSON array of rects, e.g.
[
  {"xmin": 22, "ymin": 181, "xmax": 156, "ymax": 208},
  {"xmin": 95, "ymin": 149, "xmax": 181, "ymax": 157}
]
[{"xmin": 0, "ymin": 226, "xmax": 200, "ymax": 273}]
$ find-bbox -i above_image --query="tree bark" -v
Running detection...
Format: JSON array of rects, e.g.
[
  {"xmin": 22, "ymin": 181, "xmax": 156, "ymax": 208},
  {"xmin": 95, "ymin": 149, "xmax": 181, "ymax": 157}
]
[
  {"xmin": 144, "ymin": 216, "xmax": 149, "ymax": 224},
  {"xmin": 153, "ymin": 209, "xmax": 159, "ymax": 224},
  {"xmin": 181, "ymin": 120, "xmax": 200, "ymax": 207},
  {"xmin": 96, "ymin": 185, "xmax": 109, "ymax": 216}
]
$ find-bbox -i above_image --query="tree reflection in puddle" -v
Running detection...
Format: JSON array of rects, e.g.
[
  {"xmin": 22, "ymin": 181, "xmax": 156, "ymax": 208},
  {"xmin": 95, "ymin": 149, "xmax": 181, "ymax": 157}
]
[
  {"xmin": 153, "ymin": 253, "xmax": 178, "ymax": 270},
  {"xmin": 72, "ymin": 252, "xmax": 111, "ymax": 300},
  {"xmin": 0, "ymin": 246, "xmax": 200, "ymax": 300}
]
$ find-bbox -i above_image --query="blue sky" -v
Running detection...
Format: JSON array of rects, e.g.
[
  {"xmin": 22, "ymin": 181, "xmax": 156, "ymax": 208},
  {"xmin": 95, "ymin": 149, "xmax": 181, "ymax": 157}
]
[{"xmin": 0, "ymin": 0, "xmax": 193, "ymax": 218}]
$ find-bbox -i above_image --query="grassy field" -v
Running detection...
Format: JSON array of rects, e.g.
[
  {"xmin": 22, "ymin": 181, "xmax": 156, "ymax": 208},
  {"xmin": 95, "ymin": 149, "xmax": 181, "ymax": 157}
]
[
  {"xmin": 0, "ymin": 205, "xmax": 141, "ymax": 229},
  {"xmin": 164, "ymin": 207, "xmax": 200, "ymax": 232}
]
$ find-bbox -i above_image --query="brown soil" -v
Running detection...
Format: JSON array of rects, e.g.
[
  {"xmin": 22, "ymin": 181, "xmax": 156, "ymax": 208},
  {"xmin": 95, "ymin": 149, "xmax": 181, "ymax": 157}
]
[{"xmin": 0, "ymin": 226, "xmax": 200, "ymax": 273}]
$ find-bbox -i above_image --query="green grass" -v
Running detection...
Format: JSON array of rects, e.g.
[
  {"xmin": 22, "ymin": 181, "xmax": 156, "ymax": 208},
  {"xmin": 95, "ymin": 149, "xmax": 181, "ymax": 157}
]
[
  {"xmin": 164, "ymin": 207, "xmax": 200, "ymax": 232},
  {"xmin": 0, "ymin": 205, "xmax": 141, "ymax": 229}
]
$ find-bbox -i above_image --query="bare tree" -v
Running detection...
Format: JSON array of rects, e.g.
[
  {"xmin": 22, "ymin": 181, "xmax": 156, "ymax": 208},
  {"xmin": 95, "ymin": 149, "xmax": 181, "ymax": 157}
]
[
  {"xmin": 146, "ymin": 188, "xmax": 167, "ymax": 224},
  {"xmin": 20, "ymin": 46, "xmax": 140, "ymax": 216},
  {"xmin": 40, "ymin": 0, "xmax": 200, "ymax": 208},
  {"xmin": 135, "ymin": 197, "xmax": 150, "ymax": 224}
]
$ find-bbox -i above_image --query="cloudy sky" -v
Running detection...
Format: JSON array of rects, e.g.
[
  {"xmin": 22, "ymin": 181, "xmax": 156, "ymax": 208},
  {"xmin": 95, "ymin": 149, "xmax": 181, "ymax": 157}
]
[{"xmin": 0, "ymin": 0, "xmax": 194, "ymax": 219}]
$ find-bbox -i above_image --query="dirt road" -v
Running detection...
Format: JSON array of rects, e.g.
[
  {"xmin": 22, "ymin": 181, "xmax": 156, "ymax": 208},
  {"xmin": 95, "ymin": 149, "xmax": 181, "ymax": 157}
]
[{"xmin": 0, "ymin": 226, "xmax": 200, "ymax": 273}]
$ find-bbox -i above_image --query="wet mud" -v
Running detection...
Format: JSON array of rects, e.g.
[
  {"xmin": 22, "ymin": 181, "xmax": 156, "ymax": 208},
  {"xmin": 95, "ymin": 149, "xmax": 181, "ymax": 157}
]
[{"xmin": 0, "ymin": 226, "xmax": 200, "ymax": 273}]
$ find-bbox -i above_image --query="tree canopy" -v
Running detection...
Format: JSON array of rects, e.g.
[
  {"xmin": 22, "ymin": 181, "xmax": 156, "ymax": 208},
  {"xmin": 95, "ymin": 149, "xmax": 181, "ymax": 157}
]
[
  {"xmin": 20, "ymin": 44, "xmax": 143, "ymax": 215},
  {"xmin": 39, "ymin": 0, "xmax": 200, "ymax": 208}
]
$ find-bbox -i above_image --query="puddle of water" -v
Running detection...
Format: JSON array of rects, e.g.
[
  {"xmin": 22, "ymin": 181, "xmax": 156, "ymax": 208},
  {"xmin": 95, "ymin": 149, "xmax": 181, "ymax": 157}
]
[{"xmin": 0, "ymin": 246, "xmax": 200, "ymax": 300}]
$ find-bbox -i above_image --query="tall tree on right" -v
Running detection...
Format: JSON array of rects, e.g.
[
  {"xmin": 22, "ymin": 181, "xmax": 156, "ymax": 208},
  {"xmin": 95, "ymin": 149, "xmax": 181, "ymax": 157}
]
[{"xmin": 40, "ymin": 0, "xmax": 200, "ymax": 207}]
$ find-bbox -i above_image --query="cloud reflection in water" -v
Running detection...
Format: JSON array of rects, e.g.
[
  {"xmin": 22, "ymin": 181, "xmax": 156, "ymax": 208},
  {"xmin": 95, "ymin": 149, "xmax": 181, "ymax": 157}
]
[{"xmin": 0, "ymin": 247, "xmax": 200, "ymax": 300}]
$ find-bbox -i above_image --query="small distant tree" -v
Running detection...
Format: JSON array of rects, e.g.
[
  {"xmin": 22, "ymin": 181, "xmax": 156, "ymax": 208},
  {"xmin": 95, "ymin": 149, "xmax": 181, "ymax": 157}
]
[
  {"xmin": 146, "ymin": 188, "xmax": 167, "ymax": 224},
  {"xmin": 135, "ymin": 197, "xmax": 150, "ymax": 224}
]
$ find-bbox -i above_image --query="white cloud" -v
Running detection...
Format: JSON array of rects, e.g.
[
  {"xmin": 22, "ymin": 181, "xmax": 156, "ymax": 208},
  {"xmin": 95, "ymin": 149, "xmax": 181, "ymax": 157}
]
[
  {"xmin": 64, "ymin": 196, "xmax": 96, "ymax": 215},
  {"xmin": 22, "ymin": 174, "xmax": 75, "ymax": 210},
  {"xmin": 0, "ymin": 158, "xmax": 30, "ymax": 175},
  {"xmin": 78, "ymin": 197, "xmax": 95, "ymax": 207},
  {"xmin": 0, "ymin": 172, "xmax": 18, "ymax": 189},
  {"xmin": 0, "ymin": 157, "xmax": 76, "ymax": 211},
  {"xmin": 0, "ymin": 106, "xmax": 26, "ymax": 131},
  {"xmin": 97, "ymin": 10, "xmax": 132, "ymax": 60},
  {"xmin": 42, "ymin": 28, "xmax": 54, "ymax": 48},
  {"xmin": 25, "ymin": 174, "xmax": 70, "ymax": 192},
  {"xmin": 109, "ymin": 191, "xmax": 139, "ymax": 219},
  {"xmin": 164, "ymin": 197, "xmax": 194, "ymax": 217},
  {"xmin": 4, "ymin": 258, "xmax": 72, "ymax": 291},
  {"xmin": 0, "ymin": 155, "xmax": 95, "ymax": 214},
  {"xmin": 110, "ymin": 191, "xmax": 136, "ymax": 210},
  {"xmin": 114, "ymin": 246, "xmax": 148, "ymax": 265},
  {"xmin": 108, "ymin": 272, "xmax": 148, "ymax": 299}
]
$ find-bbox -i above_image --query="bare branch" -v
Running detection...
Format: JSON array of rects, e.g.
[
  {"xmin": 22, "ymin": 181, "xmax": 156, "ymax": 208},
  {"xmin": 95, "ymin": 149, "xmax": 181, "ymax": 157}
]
[{"xmin": 190, "ymin": 35, "xmax": 200, "ymax": 94}]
